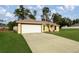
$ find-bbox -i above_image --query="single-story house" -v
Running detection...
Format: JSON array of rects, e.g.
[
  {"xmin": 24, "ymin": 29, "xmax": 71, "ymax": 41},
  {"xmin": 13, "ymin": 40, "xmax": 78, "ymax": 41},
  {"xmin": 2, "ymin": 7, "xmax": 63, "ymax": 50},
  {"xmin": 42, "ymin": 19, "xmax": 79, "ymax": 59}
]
[
  {"xmin": 62, "ymin": 23, "xmax": 79, "ymax": 29},
  {"xmin": 0, "ymin": 24, "xmax": 9, "ymax": 32},
  {"xmin": 16, "ymin": 19, "xmax": 59, "ymax": 34}
]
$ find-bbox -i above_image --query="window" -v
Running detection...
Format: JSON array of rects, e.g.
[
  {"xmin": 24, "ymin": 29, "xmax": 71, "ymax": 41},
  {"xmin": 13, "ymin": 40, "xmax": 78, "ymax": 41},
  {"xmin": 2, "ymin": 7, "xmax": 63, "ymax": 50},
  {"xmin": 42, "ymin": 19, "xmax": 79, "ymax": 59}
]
[
  {"xmin": 51, "ymin": 25, "xmax": 53, "ymax": 27},
  {"xmin": 55, "ymin": 26, "xmax": 56, "ymax": 30}
]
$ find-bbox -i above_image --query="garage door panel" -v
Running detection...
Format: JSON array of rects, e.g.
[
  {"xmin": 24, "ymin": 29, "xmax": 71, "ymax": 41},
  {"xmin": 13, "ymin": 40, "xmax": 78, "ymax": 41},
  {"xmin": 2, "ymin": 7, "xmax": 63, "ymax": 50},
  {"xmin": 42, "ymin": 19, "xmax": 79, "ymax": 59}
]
[{"xmin": 22, "ymin": 24, "xmax": 41, "ymax": 33}]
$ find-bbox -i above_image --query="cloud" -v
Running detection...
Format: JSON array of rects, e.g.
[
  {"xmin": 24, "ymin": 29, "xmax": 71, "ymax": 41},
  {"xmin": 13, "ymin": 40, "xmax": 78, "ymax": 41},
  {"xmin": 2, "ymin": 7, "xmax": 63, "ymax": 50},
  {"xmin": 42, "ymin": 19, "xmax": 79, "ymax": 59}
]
[
  {"xmin": 63, "ymin": 5, "xmax": 75, "ymax": 11},
  {"xmin": 51, "ymin": 9, "xmax": 57, "ymax": 13},
  {"xmin": 37, "ymin": 5, "xmax": 42, "ymax": 9},
  {"xmin": 24, "ymin": 5, "xmax": 36, "ymax": 10},
  {"xmin": 24, "ymin": 5, "xmax": 44, "ymax": 20},
  {"xmin": 36, "ymin": 5, "xmax": 45, "ymax": 10},
  {"xmin": 57, "ymin": 5, "xmax": 75, "ymax": 11},
  {"xmin": 0, "ymin": 7, "xmax": 7, "ymax": 20},
  {"xmin": 0, "ymin": 7, "xmax": 6, "ymax": 15},
  {"xmin": 57, "ymin": 6, "xmax": 64, "ymax": 11},
  {"xmin": 27, "ymin": 6, "xmax": 34, "ymax": 10},
  {"xmin": 28, "ymin": 6, "xmax": 33, "ymax": 9},
  {"xmin": 16, "ymin": 5, "xmax": 20, "ymax": 9},
  {"xmin": 5, "ymin": 12, "xmax": 15, "ymax": 18},
  {"xmin": 36, "ymin": 9, "xmax": 42, "ymax": 20}
]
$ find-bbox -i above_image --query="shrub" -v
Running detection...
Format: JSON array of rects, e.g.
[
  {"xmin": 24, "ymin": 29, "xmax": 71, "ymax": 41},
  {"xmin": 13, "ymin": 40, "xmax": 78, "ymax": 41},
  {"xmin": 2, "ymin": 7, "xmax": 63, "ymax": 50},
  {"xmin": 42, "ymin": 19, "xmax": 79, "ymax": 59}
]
[{"xmin": 7, "ymin": 21, "xmax": 17, "ymax": 30}]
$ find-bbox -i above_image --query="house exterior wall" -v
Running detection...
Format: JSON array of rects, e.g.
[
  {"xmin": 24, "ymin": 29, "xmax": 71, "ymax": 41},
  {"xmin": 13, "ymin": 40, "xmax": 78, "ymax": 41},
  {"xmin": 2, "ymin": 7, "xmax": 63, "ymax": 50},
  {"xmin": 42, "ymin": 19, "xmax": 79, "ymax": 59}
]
[
  {"xmin": 52, "ymin": 26, "xmax": 54, "ymax": 32},
  {"xmin": 41, "ymin": 25, "xmax": 59, "ymax": 32},
  {"xmin": 41, "ymin": 25, "xmax": 44, "ymax": 32},
  {"xmin": 44, "ymin": 25, "xmax": 49, "ymax": 32},
  {"xmin": 17, "ymin": 23, "xmax": 59, "ymax": 34},
  {"xmin": 49, "ymin": 25, "xmax": 54, "ymax": 32},
  {"xmin": 13, "ymin": 26, "xmax": 18, "ymax": 32},
  {"xmin": 18, "ymin": 23, "xmax": 21, "ymax": 34},
  {"xmin": 41, "ymin": 25, "xmax": 49, "ymax": 32}
]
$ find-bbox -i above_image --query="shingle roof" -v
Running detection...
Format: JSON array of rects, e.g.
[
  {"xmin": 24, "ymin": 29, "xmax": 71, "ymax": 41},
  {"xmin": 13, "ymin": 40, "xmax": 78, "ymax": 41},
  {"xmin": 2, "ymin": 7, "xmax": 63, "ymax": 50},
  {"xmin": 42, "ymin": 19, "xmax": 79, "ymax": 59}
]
[{"xmin": 16, "ymin": 19, "xmax": 59, "ymax": 26}]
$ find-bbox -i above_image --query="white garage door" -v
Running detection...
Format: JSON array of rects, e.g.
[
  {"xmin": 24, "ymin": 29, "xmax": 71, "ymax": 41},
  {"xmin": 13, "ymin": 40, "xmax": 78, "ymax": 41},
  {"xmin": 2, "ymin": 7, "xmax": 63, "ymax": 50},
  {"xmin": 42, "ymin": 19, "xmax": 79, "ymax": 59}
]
[{"xmin": 22, "ymin": 24, "xmax": 41, "ymax": 33}]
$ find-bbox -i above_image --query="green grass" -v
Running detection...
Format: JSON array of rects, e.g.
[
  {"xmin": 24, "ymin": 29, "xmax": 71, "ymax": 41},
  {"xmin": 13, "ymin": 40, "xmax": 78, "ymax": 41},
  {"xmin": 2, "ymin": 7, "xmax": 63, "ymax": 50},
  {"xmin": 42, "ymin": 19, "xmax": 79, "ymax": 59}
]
[
  {"xmin": 0, "ymin": 31, "xmax": 32, "ymax": 53},
  {"xmin": 49, "ymin": 29, "xmax": 79, "ymax": 42}
]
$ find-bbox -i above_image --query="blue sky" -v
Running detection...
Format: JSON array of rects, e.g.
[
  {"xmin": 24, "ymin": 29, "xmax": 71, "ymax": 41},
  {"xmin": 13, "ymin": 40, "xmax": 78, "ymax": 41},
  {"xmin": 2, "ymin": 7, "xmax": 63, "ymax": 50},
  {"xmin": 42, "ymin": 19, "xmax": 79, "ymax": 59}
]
[{"xmin": 0, "ymin": 5, "xmax": 79, "ymax": 24}]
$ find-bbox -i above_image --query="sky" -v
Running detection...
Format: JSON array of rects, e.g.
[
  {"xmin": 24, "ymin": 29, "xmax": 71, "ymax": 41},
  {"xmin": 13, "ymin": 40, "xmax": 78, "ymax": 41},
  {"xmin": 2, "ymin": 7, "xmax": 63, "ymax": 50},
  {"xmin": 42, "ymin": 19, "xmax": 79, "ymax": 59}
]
[{"xmin": 0, "ymin": 5, "xmax": 79, "ymax": 24}]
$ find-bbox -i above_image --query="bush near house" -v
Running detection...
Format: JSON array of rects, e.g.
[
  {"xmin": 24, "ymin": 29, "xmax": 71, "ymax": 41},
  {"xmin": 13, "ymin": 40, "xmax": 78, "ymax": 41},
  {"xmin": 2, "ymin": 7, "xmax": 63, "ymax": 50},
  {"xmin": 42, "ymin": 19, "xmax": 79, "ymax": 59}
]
[{"xmin": 7, "ymin": 21, "xmax": 17, "ymax": 30}]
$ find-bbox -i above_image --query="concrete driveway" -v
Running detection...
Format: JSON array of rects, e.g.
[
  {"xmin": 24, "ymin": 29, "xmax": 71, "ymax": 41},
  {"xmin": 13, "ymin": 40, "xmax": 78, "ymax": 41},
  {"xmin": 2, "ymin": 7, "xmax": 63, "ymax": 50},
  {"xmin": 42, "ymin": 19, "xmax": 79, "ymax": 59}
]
[{"xmin": 22, "ymin": 33, "xmax": 79, "ymax": 53}]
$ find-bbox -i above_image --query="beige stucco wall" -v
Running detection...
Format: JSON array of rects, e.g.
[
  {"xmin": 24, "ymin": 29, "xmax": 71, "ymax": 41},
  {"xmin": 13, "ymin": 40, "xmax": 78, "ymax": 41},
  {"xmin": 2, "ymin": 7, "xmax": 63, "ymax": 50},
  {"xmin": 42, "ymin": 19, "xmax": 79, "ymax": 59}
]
[
  {"xmin": 13, "ymin": 26, "xmax": 18, "ymax": 32},
  {"xmin": 41, "ymin": 25, "xmax": 49, "ymax": 32},
  {"xmin": 18, "ymin": 23, "xmax": 21, "ymax": 34},
  {"xmin": 41, "ymin": 25, "xmax": 44, "ymax": 32},
  {"xmin": 50, "ymin": 25, "xmax": 54, "ymax": 32},
  {"xmin": 44, "ymin": 25, "xmax": 49, "ymax": 32},
  {"xmin": 42, "ymin": 25, "xmax": 59, "ymax": 32}
]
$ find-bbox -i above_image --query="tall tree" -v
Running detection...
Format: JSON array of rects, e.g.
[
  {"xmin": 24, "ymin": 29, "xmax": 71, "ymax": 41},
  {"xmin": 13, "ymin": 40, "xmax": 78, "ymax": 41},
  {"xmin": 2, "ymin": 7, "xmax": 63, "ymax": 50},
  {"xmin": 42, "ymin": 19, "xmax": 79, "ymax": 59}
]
[
  {"xmin": 14, "ymin": 5, "xmax": 35, "ymax": 20},
  {"xmin": 64, "ymin": 17, "xmax": 73, "ymax": 26},
  {"xmin": 33, "ymin": 10, "xmax": 37, "ymax": 16},
  {"xmin": 29, "ymin": 14, "xmax": 36, "ymax": 19},
  {"xmin": 52, "ymin": 13, "xmax": 62, "ymax": 24},
  {"xmin": 42, "ymin": 7, "xmax": 50, "ymax": 21},
  {"xmin": 14, "ymin": 5, "xmax": 26, "ymax": 20},
  {"xmin": 29, "ymin": 10, "xmax": 37, "ymax": 19}
]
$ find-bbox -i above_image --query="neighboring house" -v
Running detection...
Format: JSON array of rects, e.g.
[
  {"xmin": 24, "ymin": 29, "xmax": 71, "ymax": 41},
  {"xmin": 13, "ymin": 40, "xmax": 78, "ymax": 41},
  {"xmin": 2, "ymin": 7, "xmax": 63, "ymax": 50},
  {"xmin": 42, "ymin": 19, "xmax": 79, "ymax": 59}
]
[
  {"xmin": 62, "ymin": 23, "xmax": 79, "ymax": 29},
  {"xmin": 71, "ymin": 23, "xmax": 79, "ymax": 27},
  {"xmin": 17, "ymin": 19, "xmax": 59, "ymax": 34},
  {"xmin": 0, "ymin": 23, "xmax": 9, "ymax": 32}
]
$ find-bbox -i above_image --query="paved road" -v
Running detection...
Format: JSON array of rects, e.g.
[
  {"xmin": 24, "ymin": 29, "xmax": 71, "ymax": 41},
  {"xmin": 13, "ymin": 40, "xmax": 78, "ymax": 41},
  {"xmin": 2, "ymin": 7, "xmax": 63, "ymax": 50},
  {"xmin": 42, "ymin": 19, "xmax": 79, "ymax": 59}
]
[{"xmin": 22, "ymin": 33, "xmax": 79, "ymax": 53}]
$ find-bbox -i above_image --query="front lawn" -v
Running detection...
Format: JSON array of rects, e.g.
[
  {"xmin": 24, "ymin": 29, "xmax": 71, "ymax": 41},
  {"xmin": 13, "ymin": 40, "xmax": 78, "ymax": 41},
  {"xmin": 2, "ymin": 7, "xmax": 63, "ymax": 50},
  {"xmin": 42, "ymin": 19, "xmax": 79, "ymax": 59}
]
[
  {"xmin": 0, "ymin": 31, "xmax": 32, "ymax": 53},
  {"xmin": 49, "ymin": 29, "xmax": 79, "ymax": 42}
]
